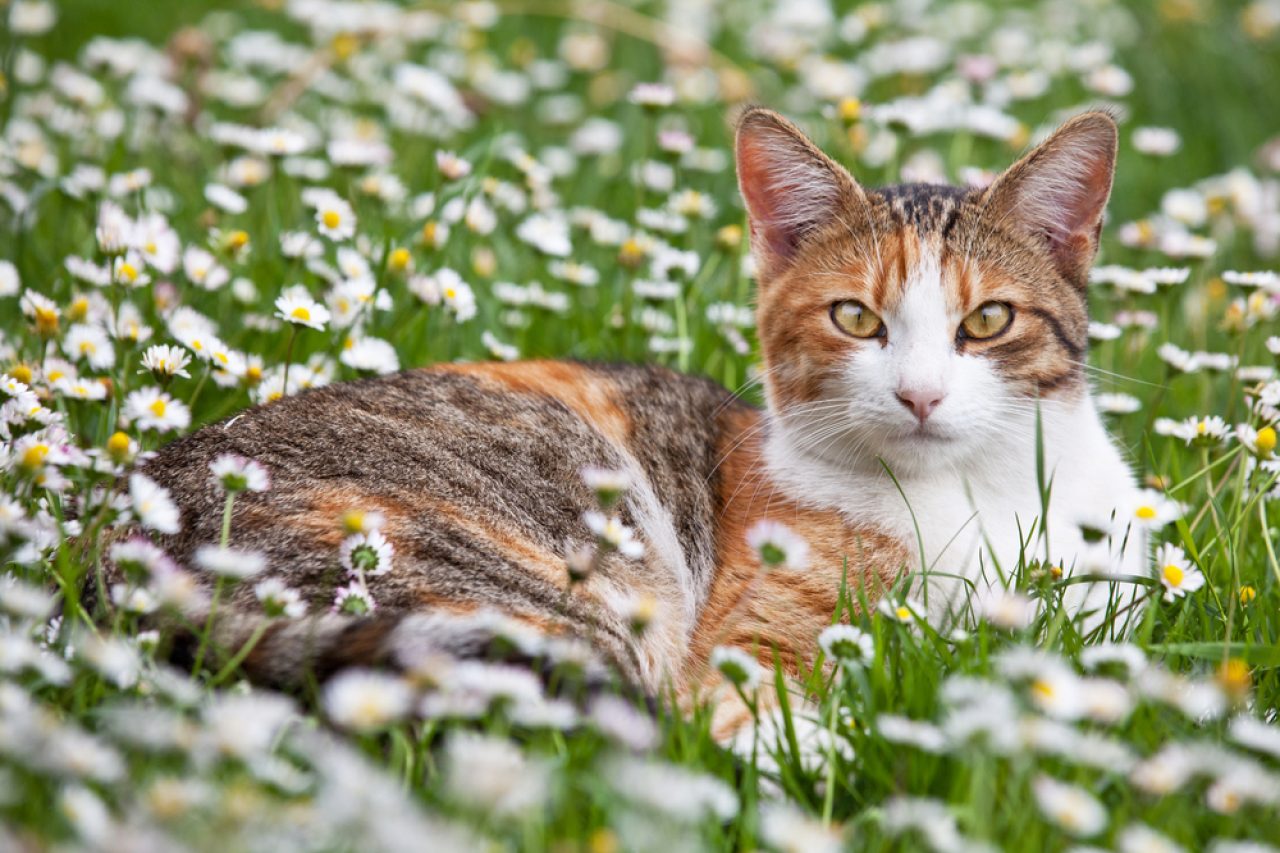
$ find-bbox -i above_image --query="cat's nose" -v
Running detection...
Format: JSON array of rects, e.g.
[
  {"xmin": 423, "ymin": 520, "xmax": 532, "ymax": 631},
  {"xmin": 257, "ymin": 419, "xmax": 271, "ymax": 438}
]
[{"xmin": 896, "ymin": 387, "xmax": 946, "ymax": 423}]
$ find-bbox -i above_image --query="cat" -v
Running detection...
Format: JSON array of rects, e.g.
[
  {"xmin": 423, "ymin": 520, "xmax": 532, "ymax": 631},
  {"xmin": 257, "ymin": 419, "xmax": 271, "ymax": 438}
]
[{"xmin": 115, "ymin": 107, "xmax": 1145, "ymax": 744}]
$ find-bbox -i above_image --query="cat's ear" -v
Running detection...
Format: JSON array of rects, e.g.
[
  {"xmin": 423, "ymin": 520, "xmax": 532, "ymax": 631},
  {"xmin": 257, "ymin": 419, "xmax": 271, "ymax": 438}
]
[
  {"xmin": 980, "ymin": 111, "xmax": 1117, "ymax": 287},
  {"xmin": 736, "ymin": 107, "xmax": 865, "ymax": 277}
]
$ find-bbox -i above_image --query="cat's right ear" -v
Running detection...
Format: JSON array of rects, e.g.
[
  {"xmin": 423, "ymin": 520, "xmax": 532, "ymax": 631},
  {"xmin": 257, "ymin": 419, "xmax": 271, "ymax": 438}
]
[{"xmin": 735, "ymin": 108, "xmax": 865, "ymax": 277}]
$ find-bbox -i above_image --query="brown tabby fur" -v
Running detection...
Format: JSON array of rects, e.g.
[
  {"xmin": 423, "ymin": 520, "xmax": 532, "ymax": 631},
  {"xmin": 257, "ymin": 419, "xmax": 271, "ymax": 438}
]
[{"xmin": 116, "ymin": 107, "xmax": 1117, "ymax": 739}]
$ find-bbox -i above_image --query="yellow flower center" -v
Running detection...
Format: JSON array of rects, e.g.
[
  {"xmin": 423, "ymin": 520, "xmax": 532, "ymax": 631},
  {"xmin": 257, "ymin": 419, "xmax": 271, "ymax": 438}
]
[
  {"xmin": 1162, "ymin": 563, "xmax": 1184, "ymax": 587},
  {"xmin": 322, "ymin": 210, "xmax": 341, "ymax": 229},
  {"xmin": 291, "ymin": 306, "xmax": 311, "ymax": 322},
  {"xmin": 1135, "ymin": 505, "xmax": 1157, "ymax": 520},
  {"xmin": 227, "ymin": 230, "xmax": 249, "ymax": 250},
  {"xmin": 119, "ymin": 262, "xmax": 138, "ymax": 282},
  {"xmin": 444, "ymin": 287, "xmax": 457, "ymax": 300},
  {"xmin": 21, "ymin": 444, "xmax": 49, "ymax": 469},
  {"xmin": 1256, "ymin": 427, "xmax": 1277, "ymax": 456},
  {"xmin": 107, "ymin": 432, "xmax": 131, "ymax": 455},
  {"xmin": 149, "ymin": 398, "xmax": 167, "ymax": 418},
  {"xmin": 145, "ymin": 241, "xmax": 157, "ymax": 255},
  {"xmin": 389, "ymin": 248, "xmax": 411, "ymax": 270},
  {"xmin": 79, "ymin": 341, "xmax": 94, "ymax": 354},
  {"xmin": 838, "ymin": 96, "xmax": 862, "ymax": 122},
  {"xmin": 895, "ymin": 606, "xmax": 911, "ymax": 621}
]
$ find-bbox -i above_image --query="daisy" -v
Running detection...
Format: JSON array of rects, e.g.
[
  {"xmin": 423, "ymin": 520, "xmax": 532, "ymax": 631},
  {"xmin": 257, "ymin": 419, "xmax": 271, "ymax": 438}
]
[
  {"xmin": 1132, "ymin": 126, "xmax": 1181, "ymax": 156},
  {"xmin": 0, "ymin": 260, "xmax": 19, "ymax": 296},
  {"xmin": 339, "ymin": 337, "xmax": 399, "ymax": 374},
  {"xmin": 745, "ymin": 519, "xmax": 809, "ymax": 570},
  {"xmin": 878, "ymin": 597, "xmax": 923, "ymax": 624},
  {"xmin": 194, "ymin": 545, "xmax": 267, "ymax": 580},
  {"xmin": 254, "ymin": 578, "xmax": 306, "ymax": 619},
  {"xmin": 275, "ymin": 291, "xmax": 330, "ymax": 331},
  {"xmin": 209, "ymin": 454, "xmax": 270, "ymax": 493},
  {"xmin": 976, "ymin": 586, "xmax": 1037, "ymax": 629},
  {"xmin": 323, "ymin": 669, "xmax": 413, "ymax": 732},
  {"xmin": 340, "ymin": 528, "xmax": 394, "ymax": 577},
  {"xmin": 1166, "ymin": 415, "xmax": 1231, "ymax": 447},
  {"xmin": 124, "ymin": 387, "xmax": 191, "ymax": 433},
  {"xmin": 628, "ymin": 82, "xmax": 676, "ymax": 108},
  {"xmin": 204, "ymin": 183, "xmax": 247, "ymax": 214},
  {"xmin": 1032, "ymin": 775, "xmax": 1108, "ymax": 838},
  {"xmin": 580, "ymin": 466, "xmax": 631, "ymax": 508},
  {"xmin": 139, "ymin": 344, "xmax": 192, "ymax": 381},
  {"xmin": 1127, "ymin": 489, "xmax": 1185, "ymax": 531},
  {"xmin": 332, "ymin": 581, "xmax": 375, "ymax": 615},
  {"xmin": 583, "ymin": 511, "xmax": 645, "ymax": 559},
  {"xmin": 1153, "ymin": 542, "xmax": 1204, "ymax": 601},
  {"xmin": 818, "ymin": 624, "xmax": 875, "ymax": 666},
  {"xmin": 63, "ymin": 324, "xmax": 115, "ymax": 371},
  {"xmin": 128, "ymin": 473, "xmax": 180, "ymax": 535},
  {"xmin": 435, "ymin": 150, "xmax": 472, "ymax": 180},
  {"xmin": 314, "ymin": 196, "xmax": 356, "ymax": 241},
  {"xmin": 182, "ymin": 246, "xmax": 230, "ymax": 291},
  {"xmin": 710, "ymin": 646, "xmax": 762, "ymax": 690},
  {"xmin": 1236, "ymin": 424, "xmax": 1276, "ymax": 458}
]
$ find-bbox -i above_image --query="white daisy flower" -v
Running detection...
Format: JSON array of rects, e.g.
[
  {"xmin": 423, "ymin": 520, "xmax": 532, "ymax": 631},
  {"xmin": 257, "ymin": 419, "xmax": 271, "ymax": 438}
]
[
  {"xmin": 323, "ymin": 669, "xmax": 413, "ymax": 732},
  {"xmin": 340, "ymin": 528, "xmax": 394, "ymax": 577},
  {"xmin": 275, "ymin": 291, "xmax": 331, "ymax": 331},
  {"xmin": 194, "ymin": 545, "xmax": 267, "ymax": 580},
  {"xmin": 710, "ymin": 645, "xmax": 762, "ymax": 690},
  {"xmin": 63, "ymin": 324, "xmax": 115, "ymax": 371},
  {"xmin": 1132, "ymin": 126, "xmax": 1180, "ymax": 156},
  {"xmin": 314, "ymin": 196, "xmax": 356, "ymax": 241},
  {"xmin": 209, "ymin": 453, "xmax": 270, "ymax": 493},
  {"xmin": 333, "ymin": 582, "xmax": 376, "ymax": 615},
  {"xmin": 1032, "ymin": 775, "xmax": 1108, "ymax": 838},
  {"xmin": 253, "ymin": 577, "xmax": 306, "ymax": 619},
  {"xmin": 745, "ymin": 519, "xmax": 809, "ymax": 571},
  {"xmin": 139, "ymin": 344, "xmax": 192, "ymax": 380},
  {"xmin": 128, "ymin": 473, "xmax": 181, "ymax": 535},
  {"xmin": 1153, "ymin": 542, "xmax": 1204, "ymax": 601},
  {"xmin": 1127, "ymin": 489, "xmax": 1185, "ymax": 530},
  {"xmin": 124, "ymin": 387, "xmax": 191, "ymax": 433},
  {"xmin": 818, "ymin": 624, "xmax": 875, "ymax": 666},
  {"xmin": 582, "ymin": 511, "xmax": 645, "ymax": 559}
]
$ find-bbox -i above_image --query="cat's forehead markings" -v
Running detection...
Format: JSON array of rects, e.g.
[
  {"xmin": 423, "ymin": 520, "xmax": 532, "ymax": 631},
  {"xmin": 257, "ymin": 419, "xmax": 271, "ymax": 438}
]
[{"xmin": 875, "ymin": 183, "xmax": 971, "ymax": 234}]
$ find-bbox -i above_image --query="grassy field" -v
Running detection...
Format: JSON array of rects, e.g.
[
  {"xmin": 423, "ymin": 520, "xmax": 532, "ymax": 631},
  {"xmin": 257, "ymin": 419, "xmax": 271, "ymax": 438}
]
[{"xmin": 2, "ymin": 0, "xmax": 1280, "ymax": 849}]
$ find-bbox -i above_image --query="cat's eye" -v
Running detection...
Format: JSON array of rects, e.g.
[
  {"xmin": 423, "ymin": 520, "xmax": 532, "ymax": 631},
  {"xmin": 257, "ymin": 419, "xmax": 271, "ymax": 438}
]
[
  {"xmin": 831, "ymin": 300, "xmax": 885, "ymax": 339},
  {"xmin": 959, "ymin": 302, "xmax": 1013, "ymax": 340}
]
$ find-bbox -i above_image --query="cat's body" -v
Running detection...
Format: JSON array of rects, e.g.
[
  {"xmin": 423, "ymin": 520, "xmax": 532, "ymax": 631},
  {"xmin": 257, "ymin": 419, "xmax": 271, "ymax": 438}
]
[
  {"xmin": 124, "ymin": 108, "xmax": 1147, "ymax": 741},
  {"xmin": 134, "ymin": 361, "xmax": 903, "ymax": 707}
]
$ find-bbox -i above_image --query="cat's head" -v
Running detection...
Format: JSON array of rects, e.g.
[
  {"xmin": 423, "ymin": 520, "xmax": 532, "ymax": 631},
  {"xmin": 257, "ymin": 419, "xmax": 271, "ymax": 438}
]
[{"xmin": 736, "ymin": 108, "xmax": 1116, "ymax": 475}]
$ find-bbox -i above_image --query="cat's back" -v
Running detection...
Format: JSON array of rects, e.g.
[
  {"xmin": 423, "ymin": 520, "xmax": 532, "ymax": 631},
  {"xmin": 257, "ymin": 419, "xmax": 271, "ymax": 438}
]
[{"xmin": 137, "ymin": 360, "xmax": 756, "ymax": 686}]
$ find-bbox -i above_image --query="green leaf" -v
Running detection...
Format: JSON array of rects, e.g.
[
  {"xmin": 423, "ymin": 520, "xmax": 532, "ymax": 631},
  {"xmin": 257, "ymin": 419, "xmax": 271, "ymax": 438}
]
[{"xmin": 1150, "ymin": 642, "xmax": 1280, "ymax": 666}]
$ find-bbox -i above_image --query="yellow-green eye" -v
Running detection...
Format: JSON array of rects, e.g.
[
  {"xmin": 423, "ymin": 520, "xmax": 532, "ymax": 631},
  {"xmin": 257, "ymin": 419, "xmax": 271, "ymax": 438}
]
[
  {"xmin": 960, "ymin": 302, "xmax": 1013, "ymax": 340},
  {"xmin": 831, "ymin": 300, "xmax": 884, "ymax": 339}
]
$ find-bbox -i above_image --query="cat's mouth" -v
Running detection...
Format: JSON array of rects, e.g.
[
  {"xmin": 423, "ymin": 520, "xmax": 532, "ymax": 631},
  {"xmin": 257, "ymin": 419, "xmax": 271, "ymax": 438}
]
[{"xmin": 897, "ymin": 423, "xmax": 952, "ymax": 442}]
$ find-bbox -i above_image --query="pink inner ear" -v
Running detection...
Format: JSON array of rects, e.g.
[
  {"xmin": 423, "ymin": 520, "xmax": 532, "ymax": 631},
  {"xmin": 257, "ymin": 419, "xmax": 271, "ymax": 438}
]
[
  {"xmin": 736, "ymin": 140, "xmax": 805, "ymax": 262},
  {"xmin": 736, "ymin": 124, "xmax": 850, "ymax": 268}
]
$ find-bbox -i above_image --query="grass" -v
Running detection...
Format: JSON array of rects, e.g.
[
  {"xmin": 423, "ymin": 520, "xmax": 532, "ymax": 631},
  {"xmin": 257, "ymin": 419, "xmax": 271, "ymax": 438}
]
[{"xmin": 1, "ymin": 0, "xmax": 1280, "ymax": 849}]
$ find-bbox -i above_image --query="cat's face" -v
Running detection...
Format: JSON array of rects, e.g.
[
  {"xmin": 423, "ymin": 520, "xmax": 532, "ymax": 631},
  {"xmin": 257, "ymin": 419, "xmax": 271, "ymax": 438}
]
[{"xmin": 736, "ymin": 109, "xmax": 1116, "ymax": 475}]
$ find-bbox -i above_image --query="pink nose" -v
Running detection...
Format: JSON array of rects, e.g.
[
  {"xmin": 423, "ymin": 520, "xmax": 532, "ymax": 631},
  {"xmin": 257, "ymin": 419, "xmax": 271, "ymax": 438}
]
[{"xmin": 897, "ymin": 387, "xmax": 945, "ymax": 423}]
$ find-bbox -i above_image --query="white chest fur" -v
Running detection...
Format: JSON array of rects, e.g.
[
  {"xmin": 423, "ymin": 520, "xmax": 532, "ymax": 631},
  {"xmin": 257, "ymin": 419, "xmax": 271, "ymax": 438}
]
[{"xmin": 765, "ymin": 396, "xmax": 1147, "ymax": 622}]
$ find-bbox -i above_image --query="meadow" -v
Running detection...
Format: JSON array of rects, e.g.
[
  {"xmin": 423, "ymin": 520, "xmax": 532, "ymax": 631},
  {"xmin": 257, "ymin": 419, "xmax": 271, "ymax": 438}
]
[{"xmin": 2, "ymin": 0, "xmax": 1280, "ymax": 849}]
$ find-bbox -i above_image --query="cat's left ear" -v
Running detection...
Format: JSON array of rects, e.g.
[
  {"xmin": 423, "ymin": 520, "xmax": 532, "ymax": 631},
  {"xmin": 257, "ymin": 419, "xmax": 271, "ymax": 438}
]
[
  {"xmin": 980, "ymin": 111, "xmax": 1117, "ymax": 288},
  {"xmin": 735, "ymin": 107, "xmax": 866, "ymax": 278}
]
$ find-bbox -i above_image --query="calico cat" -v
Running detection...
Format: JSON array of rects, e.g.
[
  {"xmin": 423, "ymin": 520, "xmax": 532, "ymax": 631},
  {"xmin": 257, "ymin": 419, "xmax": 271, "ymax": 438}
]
[{"xmin": 123, "ymin": 108, "xmax": 1145, "ymax": 741}]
